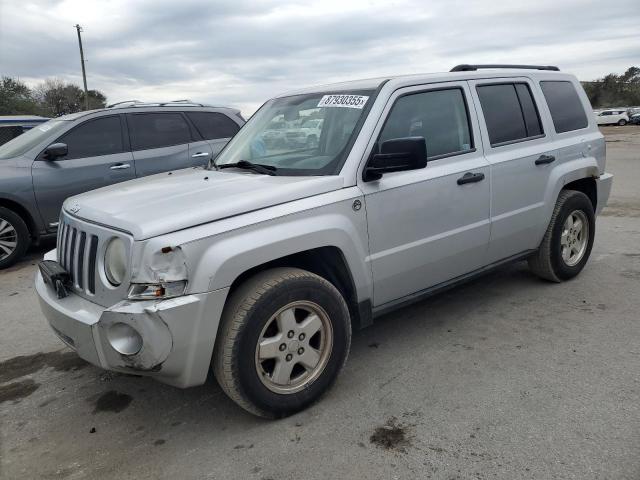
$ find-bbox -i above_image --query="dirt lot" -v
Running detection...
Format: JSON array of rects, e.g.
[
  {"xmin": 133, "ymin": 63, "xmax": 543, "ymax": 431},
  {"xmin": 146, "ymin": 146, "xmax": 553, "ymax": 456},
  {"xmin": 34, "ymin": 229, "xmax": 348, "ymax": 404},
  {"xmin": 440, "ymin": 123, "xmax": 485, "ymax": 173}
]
[{"xmin": 1, "ymin": 126, "xmax": 639, "ymax": 479}]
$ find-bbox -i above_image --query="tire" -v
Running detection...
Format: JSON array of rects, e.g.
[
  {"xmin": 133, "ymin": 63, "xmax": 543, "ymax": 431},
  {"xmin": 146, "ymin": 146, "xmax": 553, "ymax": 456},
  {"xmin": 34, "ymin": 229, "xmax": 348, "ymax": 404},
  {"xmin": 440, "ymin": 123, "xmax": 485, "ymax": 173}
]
[
  {"xmin": 618, "ymin": 119, "xmax": 627, "ymax": 126},
  {"xmin": 528, "ymin": 190, "xmax": 595, "ymax": 282},
  {"xmin": 213, "ymin": 267, "xmax": 351, "ymax": 418},
  {"xmin": 0, "ymin": 207, "xmax": 30, "ymax": 269}
]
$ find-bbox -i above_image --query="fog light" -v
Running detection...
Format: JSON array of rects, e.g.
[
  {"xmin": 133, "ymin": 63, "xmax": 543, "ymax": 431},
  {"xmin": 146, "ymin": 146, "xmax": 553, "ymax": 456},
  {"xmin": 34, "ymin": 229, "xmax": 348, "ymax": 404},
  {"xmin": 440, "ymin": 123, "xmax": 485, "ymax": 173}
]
[{"xmin": 107, "ymin": 322, "xmax": 143, "ymax": 355}]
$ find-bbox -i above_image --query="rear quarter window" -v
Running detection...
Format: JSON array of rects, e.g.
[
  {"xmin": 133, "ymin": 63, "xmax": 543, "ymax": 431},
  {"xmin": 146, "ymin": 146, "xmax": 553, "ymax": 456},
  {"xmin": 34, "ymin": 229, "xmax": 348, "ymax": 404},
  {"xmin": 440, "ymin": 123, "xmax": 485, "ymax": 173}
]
[
  {"xmin": 186, "ymin": 112, "xmax": 240, "ymax": 140},
  {"xmin": 540, "ymin": 81, "xmax": 589, "ymax": 133}
]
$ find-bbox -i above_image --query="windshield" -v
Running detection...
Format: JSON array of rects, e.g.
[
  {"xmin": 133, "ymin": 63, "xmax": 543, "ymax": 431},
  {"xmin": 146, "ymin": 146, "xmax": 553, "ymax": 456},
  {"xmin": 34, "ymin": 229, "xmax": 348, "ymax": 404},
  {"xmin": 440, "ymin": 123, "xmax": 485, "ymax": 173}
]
[
  {"xmin": 0, "ymin": 120, "xmax": 68, "ymax": 160},
  {"xmin": 213, "ymin": 90, "xmax": 374, "ymax": 175}
]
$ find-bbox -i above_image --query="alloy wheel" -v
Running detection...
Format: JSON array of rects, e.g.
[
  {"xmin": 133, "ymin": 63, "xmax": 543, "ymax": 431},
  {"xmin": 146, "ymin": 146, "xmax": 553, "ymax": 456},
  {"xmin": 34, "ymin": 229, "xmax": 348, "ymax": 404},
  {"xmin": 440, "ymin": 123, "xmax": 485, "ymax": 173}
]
[
  {"xmin": 560, "ymin": 210, "xmax": 589, "ymax": 267},
  {"xmin": 0, "ymin": 218, "xmax": 18, "ymax": 261},
  {"xmin": 255, "ymin": 300, "xmax": 333, "ymax": 394}
]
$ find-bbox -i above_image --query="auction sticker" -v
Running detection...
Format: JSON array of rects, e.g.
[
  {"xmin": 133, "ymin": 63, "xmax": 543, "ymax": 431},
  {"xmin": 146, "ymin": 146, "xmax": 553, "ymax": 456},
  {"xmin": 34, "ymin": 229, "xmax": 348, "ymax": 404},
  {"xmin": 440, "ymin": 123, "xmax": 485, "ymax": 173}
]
[{"xmin": 317, "ymin": 94, "xmax": 369, "ymax": 109}]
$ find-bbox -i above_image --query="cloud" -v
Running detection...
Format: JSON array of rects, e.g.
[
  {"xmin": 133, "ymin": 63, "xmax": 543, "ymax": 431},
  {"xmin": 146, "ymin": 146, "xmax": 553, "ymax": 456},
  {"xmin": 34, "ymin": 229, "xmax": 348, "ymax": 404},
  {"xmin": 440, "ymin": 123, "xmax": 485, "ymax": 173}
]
[{"xmin": 1, "ymin": 0, "xmax": 638, "ymax": 115}]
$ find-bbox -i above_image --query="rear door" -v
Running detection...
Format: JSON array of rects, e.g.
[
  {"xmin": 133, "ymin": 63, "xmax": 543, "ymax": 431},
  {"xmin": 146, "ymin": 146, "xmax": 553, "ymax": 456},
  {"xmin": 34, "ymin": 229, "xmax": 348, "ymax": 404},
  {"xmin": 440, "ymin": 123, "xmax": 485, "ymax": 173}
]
[
  {"xmin": 126, "ymin": 112, "xmax": 193, "ymax": 176},
  {"xmin": 32, "ymin": 115, "xmax": 134, "ymax": 228},
  {"xmin": 185, "ymin": 111, "xmax": 241, "ymax": 164},
  {"xmin": 469, "ymin": 78, "xmax": 556, "ymax": 263}
]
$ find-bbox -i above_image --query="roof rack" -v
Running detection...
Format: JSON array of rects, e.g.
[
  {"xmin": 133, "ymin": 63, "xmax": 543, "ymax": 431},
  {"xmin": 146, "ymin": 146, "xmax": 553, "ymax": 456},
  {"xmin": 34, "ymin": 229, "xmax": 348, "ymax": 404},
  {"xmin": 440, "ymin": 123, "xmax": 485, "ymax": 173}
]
[
  {"xmin": 106, "ymin": 99, "xmax": 214, "ymax": 109},
  {"xmin": 450, "ymin": 64, "xmax": 560, "ymax": 72},
  {"xmin": 106, "ymin": 100, "xmax": 142, "ymax": 108}
]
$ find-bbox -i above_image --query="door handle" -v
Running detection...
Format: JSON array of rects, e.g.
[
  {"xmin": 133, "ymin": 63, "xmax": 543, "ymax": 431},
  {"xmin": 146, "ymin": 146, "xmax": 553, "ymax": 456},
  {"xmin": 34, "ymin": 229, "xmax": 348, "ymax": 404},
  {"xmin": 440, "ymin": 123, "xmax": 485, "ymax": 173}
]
[
  {"xmin": 110, "ymin": 163, "xmax": 131, "ymax": 170},
  {"xmin": 535, "ymin": 154, "xmax": 556, "ymax": 165},
  {"xmin": 457, "ymin": 172, "xmax": 485, "ymax": 185},
  {"xmin": 191, "ymin": 152, "xmax": 210, "ymax": 158}
]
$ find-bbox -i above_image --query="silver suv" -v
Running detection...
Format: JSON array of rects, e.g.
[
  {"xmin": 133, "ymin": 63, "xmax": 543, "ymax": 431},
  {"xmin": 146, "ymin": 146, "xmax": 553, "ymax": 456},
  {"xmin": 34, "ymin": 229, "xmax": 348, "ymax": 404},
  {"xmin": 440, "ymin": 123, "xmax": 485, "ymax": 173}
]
[
  {"xmin": 36, "ymin": 65, "xmax": 613, "ymax": 418},
  {"xmin": 0, "ymin": 101, "xmax": 243, "ymax": 268}
]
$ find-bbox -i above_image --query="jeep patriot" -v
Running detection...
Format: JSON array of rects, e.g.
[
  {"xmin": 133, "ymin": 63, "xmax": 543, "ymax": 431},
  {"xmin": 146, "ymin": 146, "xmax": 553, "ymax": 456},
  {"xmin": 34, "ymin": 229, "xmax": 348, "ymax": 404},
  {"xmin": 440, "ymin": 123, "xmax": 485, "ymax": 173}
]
[{"xmin": 36, "ymin": 65, "xmax": 613, "ymax": 417}]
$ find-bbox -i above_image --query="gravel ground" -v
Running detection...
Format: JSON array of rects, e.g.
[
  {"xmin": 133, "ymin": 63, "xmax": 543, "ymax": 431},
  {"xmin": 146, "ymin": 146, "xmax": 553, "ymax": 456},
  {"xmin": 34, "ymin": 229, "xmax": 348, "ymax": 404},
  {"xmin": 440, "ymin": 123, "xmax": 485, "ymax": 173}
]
[{"xmin": 1, "ymin": 126, "xmax": 639, "ymax": 480}]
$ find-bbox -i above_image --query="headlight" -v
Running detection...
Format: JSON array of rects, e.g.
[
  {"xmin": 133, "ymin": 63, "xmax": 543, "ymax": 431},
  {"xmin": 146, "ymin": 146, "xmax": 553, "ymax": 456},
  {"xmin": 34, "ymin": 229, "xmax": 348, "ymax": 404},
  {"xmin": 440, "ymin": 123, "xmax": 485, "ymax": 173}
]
[
  {"xmin": 104, "ymin": 237, "xmax": 127, "ymax": 286},
  {"xmin": 127, "ymin": 281, "xmax": 187, "ymax": 300}
]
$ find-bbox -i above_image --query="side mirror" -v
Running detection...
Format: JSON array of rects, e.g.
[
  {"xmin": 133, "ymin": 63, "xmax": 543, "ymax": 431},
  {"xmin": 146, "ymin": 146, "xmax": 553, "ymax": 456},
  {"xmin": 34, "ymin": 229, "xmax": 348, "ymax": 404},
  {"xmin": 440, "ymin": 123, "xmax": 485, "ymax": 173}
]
[
  {"xmin": 363, "ymin": 137, "xmax": 427, "ymax": 182},
  {"xmin": 44, "ymin": 143, "xmax": 68, "ymax": 160}
]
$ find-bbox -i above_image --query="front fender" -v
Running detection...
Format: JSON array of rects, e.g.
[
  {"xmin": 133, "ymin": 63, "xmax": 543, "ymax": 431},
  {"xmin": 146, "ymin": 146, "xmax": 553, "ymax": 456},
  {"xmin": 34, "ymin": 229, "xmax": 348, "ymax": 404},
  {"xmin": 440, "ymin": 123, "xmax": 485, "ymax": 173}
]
[
  {"xmin": 132, "ymin": 188, "xmax": 373, "ymax": 305},
  {"xmin": 190, "ymin": 198, "xmax": 372, "ymax": 302}
]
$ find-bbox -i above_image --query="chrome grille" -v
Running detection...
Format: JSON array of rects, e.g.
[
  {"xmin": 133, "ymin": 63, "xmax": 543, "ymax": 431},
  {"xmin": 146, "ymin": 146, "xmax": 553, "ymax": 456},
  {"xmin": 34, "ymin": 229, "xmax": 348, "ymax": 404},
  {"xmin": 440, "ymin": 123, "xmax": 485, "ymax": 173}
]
[
  {"xmin": 58, "ymin": 220, "xmax": 100, "ymax": 294},
  {"xmin": 56, "ymin": 210, "xmax": 132, "ymax": 307}
]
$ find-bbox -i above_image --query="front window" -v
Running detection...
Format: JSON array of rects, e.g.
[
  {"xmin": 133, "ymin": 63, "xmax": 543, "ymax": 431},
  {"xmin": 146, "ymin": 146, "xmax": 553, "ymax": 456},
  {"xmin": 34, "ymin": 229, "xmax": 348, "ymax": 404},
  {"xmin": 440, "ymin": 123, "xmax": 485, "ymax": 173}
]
[
  {"xmin": 213, "ymin": 90, "xmax": 374, "ymax": 175},
  {"xmin": 0, "ymin": 120, "xmax": 68, "ymax": 159}
]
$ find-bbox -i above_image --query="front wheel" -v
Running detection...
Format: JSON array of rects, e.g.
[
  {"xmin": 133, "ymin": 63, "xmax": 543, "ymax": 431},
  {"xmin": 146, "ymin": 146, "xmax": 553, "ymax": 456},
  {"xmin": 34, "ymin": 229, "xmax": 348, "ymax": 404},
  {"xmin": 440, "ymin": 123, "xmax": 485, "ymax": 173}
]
[
  {"xmin": 0, "ymin": 207, "xmax": 30, "ymax": 269},
  {"xmin": 213, "ymin": 267, "xmax": 351, "ymax": 418},
  {"xmin": 528, "ymin": 190, "xmax": 595, "ymax": 282}
]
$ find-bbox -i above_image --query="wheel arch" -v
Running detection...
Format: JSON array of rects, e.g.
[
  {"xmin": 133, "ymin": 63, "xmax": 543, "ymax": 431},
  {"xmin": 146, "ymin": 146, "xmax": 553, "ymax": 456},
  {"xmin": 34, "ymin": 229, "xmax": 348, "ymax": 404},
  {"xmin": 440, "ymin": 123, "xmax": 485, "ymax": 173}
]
[
  {"xmin": 226, "ymin": 246, "xmax": 371, "ymax": 330},
  {"xmin": 562, "ymin": 177, "xmax": 597, "ymax": 212},
  {"xmin": 0, "ymin": 197, "xmax": 38, "ymax": 240}
]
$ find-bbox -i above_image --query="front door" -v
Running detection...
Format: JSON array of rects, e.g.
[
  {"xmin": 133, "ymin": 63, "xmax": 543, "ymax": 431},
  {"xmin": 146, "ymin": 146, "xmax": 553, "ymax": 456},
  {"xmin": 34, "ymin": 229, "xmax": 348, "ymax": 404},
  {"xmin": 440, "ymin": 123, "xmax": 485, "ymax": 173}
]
[
  {"xmin": 359, "ymin": 82, "xmax": 491, "ymax": 307},
  {"xmin": 32, "ymin": 115, "xmax": 135, "ymax": 229}
]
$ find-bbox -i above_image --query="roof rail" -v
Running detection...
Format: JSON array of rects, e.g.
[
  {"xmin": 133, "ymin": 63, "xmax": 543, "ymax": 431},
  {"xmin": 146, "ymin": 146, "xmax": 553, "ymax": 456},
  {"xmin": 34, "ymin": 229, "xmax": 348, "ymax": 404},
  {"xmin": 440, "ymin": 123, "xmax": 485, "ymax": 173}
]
[
  {"xmin": 107, "ymin": 99, "xmax": 216, "ymax": 109},
  {"xmin": 106, "ymin": 100, "xmax": 142, "ymax": 108},
  {"xmin": 450, "ymin": 64, "xmax": 560, "ymax": 72}
]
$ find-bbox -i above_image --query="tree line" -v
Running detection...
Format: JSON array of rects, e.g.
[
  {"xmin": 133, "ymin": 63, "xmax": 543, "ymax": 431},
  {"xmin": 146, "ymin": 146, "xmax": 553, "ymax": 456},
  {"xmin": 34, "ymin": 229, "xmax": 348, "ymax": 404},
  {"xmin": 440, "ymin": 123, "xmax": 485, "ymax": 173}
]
[
  {"xmin": 0, "ymin": 77, "xmax": 107, "ymax": 117},
  {"xmin": 582, "ymin": 66, "xmax": 640, "ymax": 108}
]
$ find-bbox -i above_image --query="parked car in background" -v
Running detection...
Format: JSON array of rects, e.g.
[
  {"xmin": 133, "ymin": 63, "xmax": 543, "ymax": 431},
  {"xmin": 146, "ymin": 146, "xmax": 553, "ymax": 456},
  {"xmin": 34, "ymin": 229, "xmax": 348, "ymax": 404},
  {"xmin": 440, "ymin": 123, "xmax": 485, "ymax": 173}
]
[
  {"xmin": 595, "ymin": 109, "xmax": 629, "ymax": 126},
  {"xmin": 0, "ymin": 115, "xmax": 50, "ymax": 146},
  {"xmin": 285, "ymin": 118, "xmax": 324, "ymax": 148},
  {"xmin": 36, "ymin": 64, "xmax": 612, "ymax": 418},
  {"xmin": 262, "ymin": 118, "xmax": 287, "ymax": 148},
  {"xmin": 0, "ymin": 100, "xmax": 244, "ymax": 268},
  {"xmin": 629, "ymin": 112, "xmax": 640, "ymax": 125}
]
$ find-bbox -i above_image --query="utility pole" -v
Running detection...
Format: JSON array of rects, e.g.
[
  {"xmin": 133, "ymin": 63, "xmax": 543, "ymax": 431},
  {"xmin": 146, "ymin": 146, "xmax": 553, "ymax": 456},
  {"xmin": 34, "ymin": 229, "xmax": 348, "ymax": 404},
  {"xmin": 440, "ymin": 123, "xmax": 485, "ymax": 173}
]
[{"xmin": 74, "ymin": 24, "xmax": 89, "ymax": 110}]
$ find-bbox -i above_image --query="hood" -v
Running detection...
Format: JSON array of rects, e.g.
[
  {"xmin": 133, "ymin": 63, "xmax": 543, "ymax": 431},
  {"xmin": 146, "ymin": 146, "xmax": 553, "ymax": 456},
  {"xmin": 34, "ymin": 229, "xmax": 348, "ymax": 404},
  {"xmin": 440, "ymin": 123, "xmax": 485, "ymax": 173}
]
[{"xmin": 65, "ymin": 168, "xmax": 344, "ymax": 240}]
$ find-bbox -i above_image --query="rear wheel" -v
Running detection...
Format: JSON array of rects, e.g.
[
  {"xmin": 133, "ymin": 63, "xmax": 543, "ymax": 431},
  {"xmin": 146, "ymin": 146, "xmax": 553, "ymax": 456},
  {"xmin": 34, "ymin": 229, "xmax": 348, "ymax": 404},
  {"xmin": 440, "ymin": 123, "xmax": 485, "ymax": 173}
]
[
  {"xmin": 213, "ymin": 267, "xmax": 351, "ymax": 418},
  {"xmin": 618, "ymin": 119, "xmax": 627, "ymax": 126},
  {"xmin": 528, "ymin": 190, "xmax": 595, "ymax": 282},
  {"xmin": 0, "ymin": 207, "xmax": 30, "ymax": 269}
]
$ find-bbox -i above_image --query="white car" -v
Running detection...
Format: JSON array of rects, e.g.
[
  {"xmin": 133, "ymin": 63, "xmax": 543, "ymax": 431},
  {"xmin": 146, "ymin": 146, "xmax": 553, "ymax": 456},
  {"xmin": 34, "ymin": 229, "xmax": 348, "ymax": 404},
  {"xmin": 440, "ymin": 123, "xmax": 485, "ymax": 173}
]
[
  {"xmin": 595, "ymin": 109, "xmax": 629, "ymax": 126},
  {"xmin": 285, "ymin": 118, "xmax": 324, "ymax": 148}
]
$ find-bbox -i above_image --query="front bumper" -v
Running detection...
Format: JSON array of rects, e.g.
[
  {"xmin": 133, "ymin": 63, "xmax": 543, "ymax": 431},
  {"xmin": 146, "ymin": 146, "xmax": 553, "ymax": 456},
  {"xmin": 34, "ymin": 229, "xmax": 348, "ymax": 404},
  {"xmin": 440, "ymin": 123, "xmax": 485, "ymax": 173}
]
[
  {"xmin": 596, "ymin": 172, "xmax": 614, "ymax": 215},
  {"xmin": 36, "ymin": 250, "xmax": 229, "ymax": 388}
]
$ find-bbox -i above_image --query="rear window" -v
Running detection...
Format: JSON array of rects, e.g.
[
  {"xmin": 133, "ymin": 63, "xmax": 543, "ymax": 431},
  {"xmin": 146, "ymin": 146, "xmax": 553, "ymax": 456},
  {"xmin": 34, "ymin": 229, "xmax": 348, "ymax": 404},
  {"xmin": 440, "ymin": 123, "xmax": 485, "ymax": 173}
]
[
  {"xmin": 540, "ymin": 81, "xmax": 588, "ymax": 133},
  {"xmin": 476, "ymin": 83, "xmax": 543, "ymax": 146},
  {"xmin": 186, "ymin": 112, "xmax": 240, "ymax": 140},
  {"xmin": 128, "ymin": 113, "xmax": 192, "ymax": 150}
]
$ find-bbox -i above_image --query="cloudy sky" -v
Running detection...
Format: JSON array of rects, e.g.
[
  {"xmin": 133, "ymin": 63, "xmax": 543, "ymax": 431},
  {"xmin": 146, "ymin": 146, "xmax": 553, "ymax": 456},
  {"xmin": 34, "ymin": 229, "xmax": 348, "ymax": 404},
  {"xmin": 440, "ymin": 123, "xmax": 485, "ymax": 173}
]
[{"xmin": 1, "ymin": 0, "xmax": 639, "ymax": 115}]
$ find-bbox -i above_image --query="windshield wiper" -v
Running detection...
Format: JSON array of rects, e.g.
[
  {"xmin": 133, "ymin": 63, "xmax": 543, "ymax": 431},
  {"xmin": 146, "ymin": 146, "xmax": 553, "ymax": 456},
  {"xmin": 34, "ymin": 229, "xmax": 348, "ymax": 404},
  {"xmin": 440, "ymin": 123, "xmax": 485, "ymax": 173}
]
[{"xmin": 218, "ymin": 160, "xmax": 277, "ymax": 176}]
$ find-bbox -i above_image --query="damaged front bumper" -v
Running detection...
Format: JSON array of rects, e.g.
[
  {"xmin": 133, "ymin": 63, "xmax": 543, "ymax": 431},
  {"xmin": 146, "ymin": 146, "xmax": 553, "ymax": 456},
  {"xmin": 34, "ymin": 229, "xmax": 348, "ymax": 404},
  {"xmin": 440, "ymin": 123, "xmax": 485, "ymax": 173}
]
[{"xmin": 36, "ymin": 252, "xmax": 229, "ymax": 388}]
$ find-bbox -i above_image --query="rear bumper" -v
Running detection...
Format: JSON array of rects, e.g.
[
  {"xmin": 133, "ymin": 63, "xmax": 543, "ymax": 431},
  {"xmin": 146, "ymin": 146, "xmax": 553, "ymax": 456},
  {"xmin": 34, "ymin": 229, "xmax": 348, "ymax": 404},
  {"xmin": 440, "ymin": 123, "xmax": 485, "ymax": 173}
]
[
  {"xmin": 596, "ymin": 172, "xmax": 613, "ymax": 215},
  {"xmin": 36, "ymin": 250, "xmax": 229, "ymax": 388}
]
